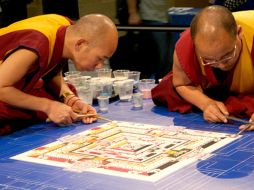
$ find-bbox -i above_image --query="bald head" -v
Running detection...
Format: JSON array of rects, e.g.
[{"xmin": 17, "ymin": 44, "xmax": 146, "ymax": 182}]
[
  {"xmin": 69, "ymin": 14, "xmax": 118, "ymax": 46},
  {"xmin": 64, "ymin": 14, "xmax": 118, "ymax": 71},
  {"xmin": 190, "ymin": 5, "xmax": 237, "ymax": 43}
]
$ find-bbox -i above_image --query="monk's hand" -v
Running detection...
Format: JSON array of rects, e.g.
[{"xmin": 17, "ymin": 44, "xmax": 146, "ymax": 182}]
[
  {"xmin": 239, "ymin": 113, "xmax": 254, "ymax": 131},
  {"xmin": 71, "ymin": 99, "xmax": 97, "ymax": 124},
  {"xmin": 203, "ymin": 100, "xmax": 228, "ymax": 123},
  {"xmin": 47, "ymin": 101, "xmax": 77, "ymax": 125}
]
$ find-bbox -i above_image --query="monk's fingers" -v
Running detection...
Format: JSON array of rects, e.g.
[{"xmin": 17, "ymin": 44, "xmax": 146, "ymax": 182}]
[
  {"xmin": 214, "ymin": 102, "xmax": 228, "ymax": 122},
  {"xmin": 216, "ymin": 102, "xmax": 229, "ymax": 116},
  {"xmin": 204, "ymin": 106, "xmax": 226, "ymax": 123},
  {"xmin": 82, "ymin": 116, "xmax": 97, "ymax": 124},
  {"xmin": 55, "ymin": 113, "xmax": 73, "ymax": 125},
  {"xmin": 239, "ymin": 124, "xmax": 254, "ymax": 131}
]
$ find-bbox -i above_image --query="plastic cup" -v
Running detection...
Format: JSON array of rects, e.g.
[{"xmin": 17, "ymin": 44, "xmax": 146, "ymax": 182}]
[
  {"xmin": 64, "ymin": 71, "xmax": 81, "ymax": 77},
  {"xmin": 68, "ymin": 76, "xmax": 91, "ymax": 87},
  {"xmin": 97, "ymin": 96, "xmax": 110, "ymax": 112},
  {"xmin": 90, "ymin": 78, "xmax": 103, "ymax": 99},
  {"xmin": 101, "ymin": 80, "xmax": 113, "ymax": 97},
  {"xmin": 115, "ymin": 79, "xmax": 134, "ymax": 101},
  {"xmin": 133, "ymin": 93, "xmax": 143, "ymax": 109},
  {"xmin": 113, "ymin": 70, "xmax": 129, "ymax": 81},
  {"xmin": 127, "ymin": 71, "xmax": 140, "ymax": 82},
  {"xmin": 138, "ymin": 79, "xmax": 156, "ymax": 99},
  {"xmin": 112, "ymin": 82, "xmax": 119, "ymax": 95},
  {"xmin": 76, "ymin": 82, "xmax": 93, "ymax": 105},
  {"xmin": 127, "ymin": 71, "xmax": 141, "ymax": 88},
  {"xmin": 96, "ymin": 68, "xmax": 112, "ymax": 78}
]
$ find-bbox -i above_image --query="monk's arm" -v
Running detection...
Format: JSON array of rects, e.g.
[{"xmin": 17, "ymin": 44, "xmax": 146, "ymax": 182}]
[
  {"xmin": 44, "ymin": 71, "xmax": 79, "ymax": 105},
  {"xmin": 172, "ymin": 51, "xmax": 228, "ymax": 122},
  {"xmin": 46, "ymin": 68, "xmax": 97, "ymax": 123},
  {"xmin": 172, "ymin": 51, "xmax": 211, "ymax": 110},
  {"xmin": 0, "ymin": 49, "xmax": 76, "ymax": 124}
]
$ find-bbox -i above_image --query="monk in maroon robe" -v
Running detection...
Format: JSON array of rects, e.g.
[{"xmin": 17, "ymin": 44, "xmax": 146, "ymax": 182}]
[
  {"xmin": 0, "ymin": 14, "xmax": 118, "ymax": 135},
  {"xmin": 152, "ymin": 6, "xmax": 254, "ymax": 131}
]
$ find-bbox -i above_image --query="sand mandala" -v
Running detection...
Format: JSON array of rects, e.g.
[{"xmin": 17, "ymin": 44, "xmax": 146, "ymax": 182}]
[{"xmin": 12, "ymin": 121, "xmax": 240, "ymax": 182}]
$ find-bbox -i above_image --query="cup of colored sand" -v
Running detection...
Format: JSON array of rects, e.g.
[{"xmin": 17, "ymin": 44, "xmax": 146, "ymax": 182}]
[{"xmin": 138, "ymin": 79, "xmax": 155, "ymax": 99}]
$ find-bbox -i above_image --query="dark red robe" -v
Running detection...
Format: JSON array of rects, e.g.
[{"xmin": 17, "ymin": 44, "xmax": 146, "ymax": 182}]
[
  {"xmin": 0, "ymin": 15, "xmax": 72, "ymax": 135},
  {"xmin": 152, "ymin": 29, "xmax": 254, "ymax": 119}
]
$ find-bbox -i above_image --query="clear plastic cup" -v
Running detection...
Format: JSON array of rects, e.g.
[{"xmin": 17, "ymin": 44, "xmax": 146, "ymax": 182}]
[
  {"xmin": 96, "ymin": 68, "xmax": 112, "ymax": 78},
  {"xmin": 90, "ymin": 77, "xmax": 114, "ymax": 99},
  {"xmin": 138, "ymin": 79, "xmax": 156, "ymax": 99},
  {"xmin": 76, "ymin": 84, "xmax": 93, "ymax": 105},
  {"xmin": 100, "ymin": 79, "xmax": 113, "ymax": 97},
  {"xmin": 133, "ymin": 92, "xmax": 143, "ymax": 109},
  {"xmin": 127, "ymin": 71, "xmax": 140, "ymax": 87},
  {"xmin": 90, "ymin": 78, "xmax": 103, "ymax": 99},
  {"xmin": 127, "ymin": 71, "xmax": 140, "ymax": 82},
  {"xmin": 64, "ymin": 71, "xmax": 81, "ymax": 77},
  {"xmin": 115, "ymin": 79, "xmax": 134, "ymax": 101},
  {"xmin": 97, "ymin": 95, "xmax": 110, "ymax": 112},
  {"xmin": 113, "ymin": 70, "xmax": 129, "ymax": 81},
  {"xmin": 68, "ymin": 76, "xmax": 91, "ymax": 87}
]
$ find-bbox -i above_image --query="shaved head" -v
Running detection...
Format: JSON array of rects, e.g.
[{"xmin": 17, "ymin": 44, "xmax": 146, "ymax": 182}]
[
  {"xmin": 69, "ymin": 14, "xmax": 118, "ymax": 46},
  {"xmin": 64, "ymin": 14, "xmax": 118, "ymax": 71},
  {"xmin": 190, "ymin": 5, "xmax": 237, "ymax": 44}
]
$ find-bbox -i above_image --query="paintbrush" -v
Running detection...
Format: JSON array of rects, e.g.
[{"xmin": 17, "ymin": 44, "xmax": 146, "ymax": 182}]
[
  {"xmin": 225, "ymin": 115, "xmax": 252, "ymax": 124},
  {"xmin": 72, "ymin": 109, "xmax": 113, "ymax": 122},
  {"xmin": 76, "ymin": 113, "xmax": 113, "ymax": 122},
  {"xmin": 46, "ymin": 111, "xmax": 112, "ymax": 123}
]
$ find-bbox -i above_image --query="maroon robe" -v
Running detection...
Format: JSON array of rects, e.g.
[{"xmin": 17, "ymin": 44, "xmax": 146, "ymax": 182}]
[
  {"xmin": 0, "ymin": 15, "xmax": 72, "ymax": 135},
  {"xmin": 152, "ymin": 29, "xmax": 254, "ymax": 118}
]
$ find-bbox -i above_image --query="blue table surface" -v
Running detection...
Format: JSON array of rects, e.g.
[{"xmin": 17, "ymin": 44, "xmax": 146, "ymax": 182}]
[{"xmin": 1, "ymin": 99, "xmax": 254, "ymax": 190}]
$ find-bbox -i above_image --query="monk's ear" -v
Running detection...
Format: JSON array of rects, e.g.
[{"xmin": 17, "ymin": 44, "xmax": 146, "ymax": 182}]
[
  {"xmin": 237, "ymin": 25, "xmax": 243, "ymax": 40},
  {"xmin": 75, "ymin": 38, "xmax": 89, "ymax": 51}
]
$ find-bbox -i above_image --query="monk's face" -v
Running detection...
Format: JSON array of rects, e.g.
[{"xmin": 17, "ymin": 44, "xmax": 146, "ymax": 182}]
[
  {"xmin": 73, "ymin": 32, "xmax": 118, "ymax": 71},
  {"xmin": 194, "ymin": 29, "xmax": 242, "ymax": 71}
]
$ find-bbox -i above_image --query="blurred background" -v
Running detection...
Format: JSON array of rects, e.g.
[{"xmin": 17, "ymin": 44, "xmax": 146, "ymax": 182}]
[
  {"xmin": 25, "ymin": 0, "xmax": 209, "ymax": 23},
  {"xmin": 0, "ymin": 0, "xmax": 211, "ymax": 79}
]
